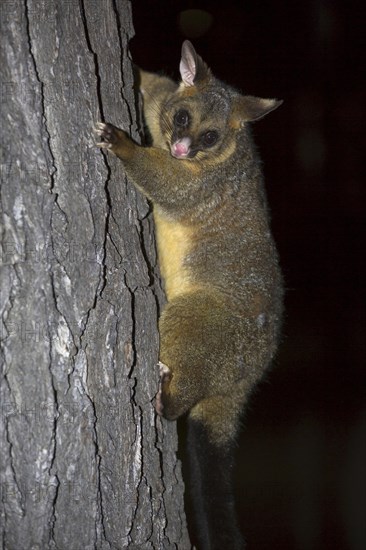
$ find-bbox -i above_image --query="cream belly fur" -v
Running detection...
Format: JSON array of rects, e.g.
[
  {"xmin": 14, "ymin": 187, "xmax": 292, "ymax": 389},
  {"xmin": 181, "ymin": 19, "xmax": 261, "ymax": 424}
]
[{"xmin": 153, "ymin": 208, "xmax": 197, "ymax": 300}]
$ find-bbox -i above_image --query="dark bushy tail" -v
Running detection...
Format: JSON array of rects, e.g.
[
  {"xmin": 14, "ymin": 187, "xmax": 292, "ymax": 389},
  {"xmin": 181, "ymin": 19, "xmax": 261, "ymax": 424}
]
[{"xmin": 187, "ymin": 417, "xmax": 245, "ymax": 550}]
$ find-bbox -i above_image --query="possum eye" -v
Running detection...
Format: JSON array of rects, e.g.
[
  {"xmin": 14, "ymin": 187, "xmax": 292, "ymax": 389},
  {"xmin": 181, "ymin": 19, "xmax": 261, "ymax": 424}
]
[
  {"xmin": 202, "ymin": 130, "xmax": 219, "ymax": 147},
  {"xmin": 174, "ymin": 109, "xmax": 190, "ymax": 127}
]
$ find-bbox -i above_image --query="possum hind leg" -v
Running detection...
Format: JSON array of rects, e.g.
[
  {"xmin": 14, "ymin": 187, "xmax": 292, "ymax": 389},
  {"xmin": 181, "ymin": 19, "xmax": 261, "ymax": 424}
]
[{"xmin": 157, "ymin": 290, "xmax": 242, "ymax": 420}]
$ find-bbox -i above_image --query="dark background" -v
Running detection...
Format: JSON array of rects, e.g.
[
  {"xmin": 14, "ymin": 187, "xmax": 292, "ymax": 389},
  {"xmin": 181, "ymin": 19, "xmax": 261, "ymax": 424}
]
[{"xmin": 131, "ymin": 2, "xmax": 365, "ymax": 549}]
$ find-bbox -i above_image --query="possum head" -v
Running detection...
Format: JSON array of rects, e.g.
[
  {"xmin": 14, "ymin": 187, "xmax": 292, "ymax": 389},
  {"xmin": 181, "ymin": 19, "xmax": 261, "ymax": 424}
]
[{"xmin": 160, "ymin": 40, "xmax": 282, "ymax": 161}]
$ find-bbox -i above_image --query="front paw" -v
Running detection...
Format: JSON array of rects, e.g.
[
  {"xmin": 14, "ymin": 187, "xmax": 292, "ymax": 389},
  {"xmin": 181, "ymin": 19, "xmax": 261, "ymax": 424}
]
[
  {"xmin": 94, "ymin": 122, "xmax": 134, "ymax": 159},
  {"xmin": 94, "ymin": 122, "xmax": 120, "ymax": 148}
]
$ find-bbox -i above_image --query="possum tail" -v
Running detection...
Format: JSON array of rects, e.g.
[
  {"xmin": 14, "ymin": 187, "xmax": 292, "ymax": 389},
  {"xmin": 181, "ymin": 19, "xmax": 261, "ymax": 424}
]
[{"xmin": 187, "ymin": 416, "xmax": 245, "ymax": 550}]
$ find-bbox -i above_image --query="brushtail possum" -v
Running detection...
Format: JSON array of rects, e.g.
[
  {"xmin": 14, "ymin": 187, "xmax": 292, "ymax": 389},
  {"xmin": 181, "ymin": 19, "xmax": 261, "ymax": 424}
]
[{"xmin": 95, "ymin": 40, "xmax": 283, "ymax": 550}]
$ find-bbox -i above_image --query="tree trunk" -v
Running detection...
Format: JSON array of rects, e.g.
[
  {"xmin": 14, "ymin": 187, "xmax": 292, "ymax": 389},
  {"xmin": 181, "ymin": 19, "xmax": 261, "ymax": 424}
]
[{"xmin": 0, "ymin": 1, "xmax": 191, "ymax": 548}]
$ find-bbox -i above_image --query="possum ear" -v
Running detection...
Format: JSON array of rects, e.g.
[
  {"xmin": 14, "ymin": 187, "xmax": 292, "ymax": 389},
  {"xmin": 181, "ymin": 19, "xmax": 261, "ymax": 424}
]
[
  {"xmin": 179, "ymin": 40, "xmax": 211, "ymax": 86},
  {"xmin": 232, "ymin": 95, "xmax": 283, "ymax": 126}
]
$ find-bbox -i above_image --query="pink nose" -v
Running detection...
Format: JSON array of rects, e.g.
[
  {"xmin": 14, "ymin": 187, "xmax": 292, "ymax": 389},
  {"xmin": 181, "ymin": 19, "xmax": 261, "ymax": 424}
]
[{"xmin": 173, "ymin": 142, "xmax": 189, "ymax": 156}]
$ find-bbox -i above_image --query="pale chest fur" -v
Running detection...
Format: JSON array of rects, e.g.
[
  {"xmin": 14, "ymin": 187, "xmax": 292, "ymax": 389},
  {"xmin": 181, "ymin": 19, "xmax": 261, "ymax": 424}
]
[{"xmin": 153, "ymin": 209, "xmax": 196, "ymax": 300}]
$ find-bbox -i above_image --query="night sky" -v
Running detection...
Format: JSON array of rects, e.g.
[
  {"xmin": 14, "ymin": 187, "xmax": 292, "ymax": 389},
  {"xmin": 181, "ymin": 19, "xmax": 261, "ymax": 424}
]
[{"xmin": 131, "ymin": 2, "xmax": 365, "ymax": 549}]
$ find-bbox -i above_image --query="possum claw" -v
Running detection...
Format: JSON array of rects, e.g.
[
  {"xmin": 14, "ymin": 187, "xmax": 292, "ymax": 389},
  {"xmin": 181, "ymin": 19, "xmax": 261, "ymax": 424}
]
[
  {"xmin": 94, "ymin": 121, "xmax": 117, "ymax": 148},
  {"xmin": 158, "ymin": 361, "xmax": 170, "ymax": 376},
  {"xmin": 155, "ymin": 362, "xmax": 170, "ymax": 416}
]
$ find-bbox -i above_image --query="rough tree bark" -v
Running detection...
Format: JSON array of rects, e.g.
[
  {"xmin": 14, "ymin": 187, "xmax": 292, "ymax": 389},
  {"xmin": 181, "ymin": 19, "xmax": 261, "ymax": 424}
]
[{"xmin": 0, "ymin": 1, "xmax": 191, "ymax": 548}]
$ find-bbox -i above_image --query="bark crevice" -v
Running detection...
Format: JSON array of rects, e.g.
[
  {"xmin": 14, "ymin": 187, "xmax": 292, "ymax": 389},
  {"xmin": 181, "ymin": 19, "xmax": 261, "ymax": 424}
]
[{"xmin": 24, "ymin": 0, "xmax": 57, "ymax": 192}]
